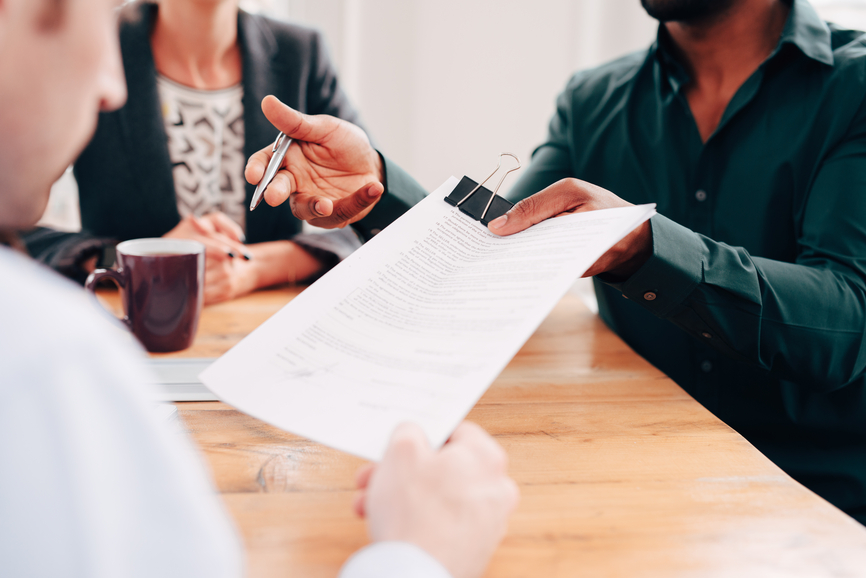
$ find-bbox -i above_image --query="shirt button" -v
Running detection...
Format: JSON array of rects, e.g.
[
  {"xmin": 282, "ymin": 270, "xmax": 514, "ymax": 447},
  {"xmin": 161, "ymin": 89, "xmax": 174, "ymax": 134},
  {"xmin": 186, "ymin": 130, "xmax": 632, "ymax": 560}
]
[
  {"xmin": 695, "ymin": 189, "xmax": 708, "ymax": 202},
  {"xmin": 701, "ymin": 332, "xmax": 712, "ymax": 339},
  {"xmin": 700, "ymin": 360, "xmax": 713, "ymax": 373},
  {"xmin": 370, "ymin": 228, "xmax": 382, "ymax": 236},
  {"xmin": 643, "ymin": 291, "xmax": 657, "ymax": 301}
]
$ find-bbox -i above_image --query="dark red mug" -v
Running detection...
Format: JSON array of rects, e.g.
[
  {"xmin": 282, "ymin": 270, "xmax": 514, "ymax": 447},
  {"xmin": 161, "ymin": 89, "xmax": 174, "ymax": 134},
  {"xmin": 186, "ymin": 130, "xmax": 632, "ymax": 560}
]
[{"xmin": 85, "ymin": 238, "xmax": 205, "ymax": 352}]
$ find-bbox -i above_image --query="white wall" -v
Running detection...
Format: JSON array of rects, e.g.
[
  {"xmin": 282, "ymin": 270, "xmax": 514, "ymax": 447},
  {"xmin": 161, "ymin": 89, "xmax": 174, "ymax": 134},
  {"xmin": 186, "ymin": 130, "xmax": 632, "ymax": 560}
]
[
  {"xmin": 253, "ymin": 0, "xmax": 658, "ymax": 194},
  {"xmin": 813, "ymin": 0, "xmax": 866, "ymax": 29}
]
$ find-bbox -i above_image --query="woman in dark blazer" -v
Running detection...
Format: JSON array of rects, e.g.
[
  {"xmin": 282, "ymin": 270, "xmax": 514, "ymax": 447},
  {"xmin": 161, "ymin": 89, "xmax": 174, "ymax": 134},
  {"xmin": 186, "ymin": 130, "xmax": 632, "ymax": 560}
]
[{"xmin": 70, "ymin": 0, "xmax": 361, "ymax": 303}]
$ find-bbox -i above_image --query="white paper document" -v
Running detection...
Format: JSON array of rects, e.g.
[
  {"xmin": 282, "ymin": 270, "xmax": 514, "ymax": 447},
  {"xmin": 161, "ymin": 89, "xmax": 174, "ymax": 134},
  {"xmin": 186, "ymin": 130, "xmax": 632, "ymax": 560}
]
[
  {"xmin": 201, "ymin": 177, "xmax": 655, "ymax": 460},
  {"xmin": 144, "ymin": 358, "xmax": 219, "ymax": 402}
]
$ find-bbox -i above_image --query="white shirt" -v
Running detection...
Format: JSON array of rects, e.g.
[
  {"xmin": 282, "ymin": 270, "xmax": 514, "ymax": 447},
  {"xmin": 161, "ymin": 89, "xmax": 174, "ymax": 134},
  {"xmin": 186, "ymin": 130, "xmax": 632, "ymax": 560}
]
[
  {"xmin": 157, "ymin": 76, "xmax": 247, "ymax": 231},
  {"xmin": 0, "ymin": 247, "xmax": 449, "ymax": 578}
]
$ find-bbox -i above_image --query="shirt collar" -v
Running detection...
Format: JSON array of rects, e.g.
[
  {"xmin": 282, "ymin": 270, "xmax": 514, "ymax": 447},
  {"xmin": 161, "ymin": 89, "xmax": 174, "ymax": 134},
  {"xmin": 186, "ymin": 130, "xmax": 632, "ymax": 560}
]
[
  {"xmin": 777, "ymin": 0, "xmax": 834, "ymax": 66},
  {"xmin": 651, "ymin": 0, "xmax": 834, "ymax": 91}
]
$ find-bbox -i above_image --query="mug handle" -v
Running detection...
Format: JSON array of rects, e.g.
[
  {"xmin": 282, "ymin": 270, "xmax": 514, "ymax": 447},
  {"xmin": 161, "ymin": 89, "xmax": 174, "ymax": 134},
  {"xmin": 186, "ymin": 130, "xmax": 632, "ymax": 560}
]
[{"xmin": 85, "ymin": 268, "xmax": 132, "ymax": 330}]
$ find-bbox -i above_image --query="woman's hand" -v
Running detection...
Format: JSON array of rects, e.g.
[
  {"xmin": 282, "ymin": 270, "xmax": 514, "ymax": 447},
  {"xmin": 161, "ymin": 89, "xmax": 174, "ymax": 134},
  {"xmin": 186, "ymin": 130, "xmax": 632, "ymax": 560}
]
[
  {"xmin": 164, "ymin": 213, "xmax": 256, "ymax": 304},
  {"xmin": 202, "ymin": 252, "xmax": 259, "ymax": 305},
  {"xmin": 164, "ymin": 212, "xmax": 249, "ymax": 258}
]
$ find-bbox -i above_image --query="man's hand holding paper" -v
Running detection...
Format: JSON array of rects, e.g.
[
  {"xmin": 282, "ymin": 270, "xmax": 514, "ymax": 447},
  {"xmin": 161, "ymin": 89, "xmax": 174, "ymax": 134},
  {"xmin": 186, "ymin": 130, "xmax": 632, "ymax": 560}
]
[
  {"xmin": 488, "ymin": 177, "xmax": 654, "ymax": 280},
  {"xmin": 349, "ymin": 422, "xmax": 520, "ymax": 578}
]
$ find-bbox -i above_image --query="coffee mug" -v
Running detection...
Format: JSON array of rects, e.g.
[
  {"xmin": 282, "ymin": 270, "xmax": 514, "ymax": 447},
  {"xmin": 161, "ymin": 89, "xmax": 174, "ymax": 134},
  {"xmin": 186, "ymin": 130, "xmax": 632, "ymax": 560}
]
[{"xmin": 85, "ymin": 238, "xmax": 205, "ymax": 352}]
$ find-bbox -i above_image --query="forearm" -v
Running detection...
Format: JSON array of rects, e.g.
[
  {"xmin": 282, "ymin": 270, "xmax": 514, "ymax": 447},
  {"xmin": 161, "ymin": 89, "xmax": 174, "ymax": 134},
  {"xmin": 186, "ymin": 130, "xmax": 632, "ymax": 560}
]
[
  {"xmin": 20, "ymin": 227, "xmax": 114, "ymax": 285},
  {"xmin": 611, "ymin": 215, "xmax": 866, "ymax": 391},
  {"xmin": 248, "ymin": 240, "xmax": 324, "ymax": 288}
]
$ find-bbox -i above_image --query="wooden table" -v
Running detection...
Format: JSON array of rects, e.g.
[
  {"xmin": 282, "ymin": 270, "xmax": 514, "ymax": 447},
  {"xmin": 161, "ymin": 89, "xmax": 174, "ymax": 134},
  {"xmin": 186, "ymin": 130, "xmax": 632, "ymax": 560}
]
[{"xmin": 101, "ymin": 287, "xmax": 866, "ymax": 577}]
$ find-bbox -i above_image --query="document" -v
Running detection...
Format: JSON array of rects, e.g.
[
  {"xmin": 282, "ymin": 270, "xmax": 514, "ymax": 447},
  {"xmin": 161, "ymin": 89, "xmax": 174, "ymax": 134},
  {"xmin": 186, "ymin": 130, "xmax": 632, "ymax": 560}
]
[
  {"xmin": 144, "ymin": 358, "xmax": 219, "ymax": 402},
  {"xmin": 201, "ymin": 177, "xmax": 655, "ymax": 461}
]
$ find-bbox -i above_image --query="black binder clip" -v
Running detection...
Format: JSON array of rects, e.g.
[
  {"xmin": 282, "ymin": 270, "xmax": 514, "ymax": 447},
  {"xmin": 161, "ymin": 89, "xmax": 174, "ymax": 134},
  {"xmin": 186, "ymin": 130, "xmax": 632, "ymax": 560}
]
[{"xmin": 445, "ymin": 153, "xmax": 521, "ymax": 226}]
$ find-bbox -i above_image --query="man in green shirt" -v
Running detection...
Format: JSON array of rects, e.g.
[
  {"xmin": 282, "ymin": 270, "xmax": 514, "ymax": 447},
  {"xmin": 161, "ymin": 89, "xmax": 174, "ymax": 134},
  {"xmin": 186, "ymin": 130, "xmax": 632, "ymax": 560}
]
[{"xmin": 246, "ymin": 0, "xmax": 866, "ymax": 524}]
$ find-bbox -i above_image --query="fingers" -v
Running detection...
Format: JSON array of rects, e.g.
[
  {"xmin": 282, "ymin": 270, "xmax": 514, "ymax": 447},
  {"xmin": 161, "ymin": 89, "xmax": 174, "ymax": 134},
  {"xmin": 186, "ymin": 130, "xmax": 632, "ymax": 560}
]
[
  {"xmin": 499, "ymin": 478, "xmax": 521, "ymax": 516},
  {"xmin": 209, "ymin": 235, "xmax": 249, "ymax": 260},
  {"xmin": 383, "ymin": 422, "xmax": 432, "ymax": 464},
  {"xmin": 202, "ymin": 214, "xmax": 252, "ymax": 259},
  {"xmin": 186, "ymin": 216, "xmax": 249, "ymax": 259},
  {"xmin": 165, "ymin": 217, "xmax": 231, "ymax": 259},
  {"xmin": 204, "ymin": 259, "xmax": 231, "ymax": 305},
  {"xmin": 488, "ymin": 178, "xmax": 589, "ymax": 236},
  {"xmin": 353, "ymin": 463, "xmax": 375, "ymax": 519},
  {"xmin": 307, "ymin": 182, "xmax": 384, "ymax": 229},
  {"xmin": 353, "ymin": 490, "xmax": 367, "ymax": 518},
  {"xmin": 205, "ymin": 212, "xmax": 246, "ymax": 244},
  {"xmin": 188, "ymin": 214, "xmax": 215, "ymax": 236},
  {"xmin": 446, "ymin": 420, "xmax": 487, "ymax": 444},
  {"xmin": 196, "ymin": 236, "xmax": 235, "ymax": 260},
  {"xmin": 446, "ymin": 421, "xmax": 509, "ymax": 473},
  {"xmin": 263, "ymin": 169, "xmax": 298, "ymax": 208},
  {"xmin": 244, "ymin": 146, "xmax": 273, "ymax": 186},
  {"xmin": 261, "ymin": 95, "xmax": 335, "ymax": 144},
  {"xmin": 289, "ymin": 192, "xmax": 334, "ymax": 221},
  {"xmin": 204, "ymin": 286, "xmax": 229, "ymax": 306},
  {"xmin": 355, "ymin": 463, "xmax": 375, "ymax": 489},
  {"xmin": 185, "ymin": 216, "xmax": 240, "ymax": 258},
  {"xmin": 448, "ymin": 423, "xmax": 520, "ymax": 517}
]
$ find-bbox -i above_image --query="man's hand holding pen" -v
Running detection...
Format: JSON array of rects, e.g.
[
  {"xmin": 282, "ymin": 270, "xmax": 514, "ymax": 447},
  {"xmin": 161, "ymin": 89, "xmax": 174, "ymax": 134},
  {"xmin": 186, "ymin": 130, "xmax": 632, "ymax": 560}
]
[{"xmin": 244, "ymin": 95, "xmax": 385, "ymax": 229}]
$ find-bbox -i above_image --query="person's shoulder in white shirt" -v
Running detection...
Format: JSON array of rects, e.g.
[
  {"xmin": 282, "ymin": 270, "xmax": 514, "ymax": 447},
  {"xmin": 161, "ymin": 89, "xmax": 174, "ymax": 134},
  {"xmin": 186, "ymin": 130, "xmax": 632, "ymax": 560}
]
[
  {"xmin": 0, "ymin": 247, "xmax": 455, "ymax": 578},
  {"xmin": 0, "ymin": 247, "xmax": 243, "ymax": 578}
]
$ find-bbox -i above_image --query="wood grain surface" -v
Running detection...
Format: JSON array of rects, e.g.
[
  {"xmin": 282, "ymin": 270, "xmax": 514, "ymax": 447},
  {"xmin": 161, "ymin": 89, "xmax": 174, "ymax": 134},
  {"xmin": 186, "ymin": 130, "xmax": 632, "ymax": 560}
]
[{"xmin": 98, "ymin": 287, "xmax": 866, "ymax": 578}]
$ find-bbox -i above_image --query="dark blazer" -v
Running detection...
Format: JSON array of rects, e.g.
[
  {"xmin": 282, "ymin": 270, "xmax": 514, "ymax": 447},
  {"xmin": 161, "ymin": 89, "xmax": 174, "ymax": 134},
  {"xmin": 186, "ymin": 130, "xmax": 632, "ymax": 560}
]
[{"xmin": 74, "ymin": 1, "xmax": 360, "ymax": 244}]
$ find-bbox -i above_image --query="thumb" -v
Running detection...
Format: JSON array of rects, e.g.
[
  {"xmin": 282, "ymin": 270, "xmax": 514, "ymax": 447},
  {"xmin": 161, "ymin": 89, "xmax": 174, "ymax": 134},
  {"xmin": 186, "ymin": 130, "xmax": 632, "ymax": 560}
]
[
  {"xmin": 487, "ymin": 195, "xmax": 543, "ymax": 236},
  {"xmin": 383, "ymin": 422, "xmax": 433, "ymax": 463},
  {"xmin": 261, "ymin": 95, "xmax": 333, "ymax": 144},
  {"xmin": 309, "ymin": 182, "xmax": 384, "ymax": 228},
  {"xmin": 488, "ymin": 181, "xmax": 585, "ymax": 236}
]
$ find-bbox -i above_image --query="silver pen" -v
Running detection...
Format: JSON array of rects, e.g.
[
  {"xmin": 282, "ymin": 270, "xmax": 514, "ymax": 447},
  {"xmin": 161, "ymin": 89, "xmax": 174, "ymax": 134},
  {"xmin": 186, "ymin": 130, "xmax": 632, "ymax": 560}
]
[{"xmin": 250, "ymin": 131, "xmax": 292, "ymax": 211}]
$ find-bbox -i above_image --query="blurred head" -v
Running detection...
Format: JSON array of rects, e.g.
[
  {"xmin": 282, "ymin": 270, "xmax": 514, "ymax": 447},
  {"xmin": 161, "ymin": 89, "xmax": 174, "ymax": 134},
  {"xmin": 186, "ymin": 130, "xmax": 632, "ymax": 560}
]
[
  {"xmin": 0, "ymin": 0, "xmax": 126, "ymax": 230},
  {"xmin": 640, "ymin": 0, "xmax": 737, "ymax": 22}
]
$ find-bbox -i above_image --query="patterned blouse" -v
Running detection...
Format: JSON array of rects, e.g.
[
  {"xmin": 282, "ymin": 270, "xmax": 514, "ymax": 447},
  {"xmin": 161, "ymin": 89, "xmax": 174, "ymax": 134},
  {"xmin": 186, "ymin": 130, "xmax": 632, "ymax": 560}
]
[{"xmin": 157, "ymin": 75, "xmax": 247, "ymax": 231}]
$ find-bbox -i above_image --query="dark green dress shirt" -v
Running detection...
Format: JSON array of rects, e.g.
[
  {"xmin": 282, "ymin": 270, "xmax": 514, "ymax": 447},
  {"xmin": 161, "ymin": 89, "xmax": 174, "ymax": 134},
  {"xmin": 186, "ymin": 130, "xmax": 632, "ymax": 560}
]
[{"xmin": 505, "ymin": 0, "xmax": 866, "ymax": 523}]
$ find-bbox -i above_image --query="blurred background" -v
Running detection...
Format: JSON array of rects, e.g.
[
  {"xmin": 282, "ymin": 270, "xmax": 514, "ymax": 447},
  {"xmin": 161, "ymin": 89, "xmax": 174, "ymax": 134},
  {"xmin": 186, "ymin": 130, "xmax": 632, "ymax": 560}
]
[{"xmin": 40, "ymin": 0, "xmax": 866, "ymax": 233}]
